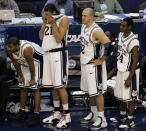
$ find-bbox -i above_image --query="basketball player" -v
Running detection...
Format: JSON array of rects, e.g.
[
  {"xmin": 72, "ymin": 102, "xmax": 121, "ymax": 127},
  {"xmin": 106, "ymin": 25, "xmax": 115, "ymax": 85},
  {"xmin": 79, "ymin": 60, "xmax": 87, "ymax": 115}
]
[
  {"xmin": 6, "ymin": 37, "xmax": 43, "ymax": 126},
  {"xmin": 80, "ymin": 8, "xmax": 113, "ymax": 130},
  {"xmin": 39, "ymin": 4, "xmax": 70, "ymax": 129},
  {"xmin": 110, "ymin": 17, "xmax": 140, "ymax": 129}
]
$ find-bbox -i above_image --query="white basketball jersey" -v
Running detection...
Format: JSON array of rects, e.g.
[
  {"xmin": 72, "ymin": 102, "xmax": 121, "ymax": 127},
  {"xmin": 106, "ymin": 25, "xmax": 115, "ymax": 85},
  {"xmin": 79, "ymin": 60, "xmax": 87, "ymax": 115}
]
[
  {"xmin": 80, "ymin": 22, "xmax": 102, "ymax": 64},
  {"xmin": 117, "ymin": 32, "xmax": 139, "ymax": 72},
  {"xmin": 42, "ymin": 14, "xmax": 68, "ymax": 52},
  {"xmin": 12, "ymin": 40, "xmax": 43, "ymax": 67}
]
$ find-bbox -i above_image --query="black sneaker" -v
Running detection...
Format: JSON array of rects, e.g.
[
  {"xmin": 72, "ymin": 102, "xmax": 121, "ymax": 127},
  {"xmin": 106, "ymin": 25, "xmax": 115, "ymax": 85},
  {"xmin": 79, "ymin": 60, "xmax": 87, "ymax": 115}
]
[
  {"xmin": 28, "ymin": 113, "xmax": 40, "ymax": 127},
  {"xmin": 10, "ymin": 109, "xmax": 27, "ymax": 121},
  {"xmin": 110, "ymin": 114, "xmax": 127, "ymax": 123},
  {"xmin": 0, "ymin": 112, "xmax": 8, "ymax": 122},
  {"xmin": 119, "ymin": 118, "xmax": 135, "ymax": 129}
]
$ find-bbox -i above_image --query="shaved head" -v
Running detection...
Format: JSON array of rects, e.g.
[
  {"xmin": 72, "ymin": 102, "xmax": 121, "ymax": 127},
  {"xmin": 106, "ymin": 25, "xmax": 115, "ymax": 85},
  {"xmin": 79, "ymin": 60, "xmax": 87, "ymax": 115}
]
[{"xmin": 83, "ymin": 8, "xmax": 94, "ymax": 16}]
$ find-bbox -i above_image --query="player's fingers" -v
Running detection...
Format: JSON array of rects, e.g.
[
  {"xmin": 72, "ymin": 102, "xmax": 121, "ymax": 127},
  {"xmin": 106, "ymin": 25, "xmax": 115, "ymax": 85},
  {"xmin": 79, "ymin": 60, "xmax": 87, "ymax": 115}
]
[{"xmin": 89, "ymin": 60, "xmax": 95, "ymax": 63}]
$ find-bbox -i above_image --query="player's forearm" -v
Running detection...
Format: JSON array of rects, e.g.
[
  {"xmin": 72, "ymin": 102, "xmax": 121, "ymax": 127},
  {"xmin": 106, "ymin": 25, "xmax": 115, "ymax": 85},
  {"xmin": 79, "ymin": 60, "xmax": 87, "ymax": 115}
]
[
  {"xmin": 13, "ymin": 61, "xmax": 23, "ymax": 77},
  {"xmin": 100, "ymin": 55, "xmax": 108, "ymax": 61},
  {"xmin": 51, "ymin": 23, "xmax": 63, "ymax": 43},
  {"xmin": 127, "ymin": 52, "xmax": 138, "ymax": 80},
  {"xmin": 128, "ymin": 61, "xmax": 138, "ymax": 80},
  {"xmin": 107, "ymin": 68, "xmax": 117, "ymax": 80},
  {"xmin": 39, "ymin": 23, "xmax": 46, "ymax": 40}
]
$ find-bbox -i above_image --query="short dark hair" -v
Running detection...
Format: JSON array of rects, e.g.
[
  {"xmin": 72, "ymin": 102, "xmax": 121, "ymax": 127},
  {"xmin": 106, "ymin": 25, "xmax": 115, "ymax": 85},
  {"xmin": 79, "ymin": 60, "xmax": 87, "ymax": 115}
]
[
  {"xmin": 44, "ymin": 3, "xmax": 60, "ymax": 15},
  {"xmin": 6, "ymin": 37, "xmax": 20, "ymax": 46},
  {"xmin": 123, "ymin": 17, "xmax": 134, "ymax": 26}
]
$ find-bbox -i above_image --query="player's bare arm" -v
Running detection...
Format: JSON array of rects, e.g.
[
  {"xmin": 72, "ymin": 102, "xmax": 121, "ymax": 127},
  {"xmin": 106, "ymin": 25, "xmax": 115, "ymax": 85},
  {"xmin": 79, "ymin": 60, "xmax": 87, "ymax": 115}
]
[
  {"xmin": 39, "ymin": 13, "xmax": 47, "ymax": 40},
  {"xmin": 7, "ymin": 49, "xmax": 24, "ymax": 83},
  {"xmin": 107, "ymin": 67, "xmax": 118, "ymax": 80},
  {"xmin": 23, "ymin": 46, "xmax": 36, "ymax": 86},
  {"xmin": 48, "ymin": 16, "xmax": 69, "ymax": 43},
  {"xmin": 125, "ymin": 46, "xmax": 139, "ymax": 88},
  {"xmin": 90, "ymin": 29, "xmax": 112, "ymax": 66},
  {"xmin": 93, "ymin": 29, "xmax": 110, "ymax": 44}
]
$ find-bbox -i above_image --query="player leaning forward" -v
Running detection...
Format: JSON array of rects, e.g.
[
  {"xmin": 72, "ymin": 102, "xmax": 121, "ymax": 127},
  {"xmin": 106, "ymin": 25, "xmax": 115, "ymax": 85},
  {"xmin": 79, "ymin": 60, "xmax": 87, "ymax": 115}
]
[
  {"xmin": 6, "ymin": 37, "xmax": 43, "ymax": 126},
  {"xmin": 39, "ymin": 3, "xmax": 71, "ymax": 129},
  {"xmin": 80, "ymin": 8, "xmax": 113, "ymax": 130}
]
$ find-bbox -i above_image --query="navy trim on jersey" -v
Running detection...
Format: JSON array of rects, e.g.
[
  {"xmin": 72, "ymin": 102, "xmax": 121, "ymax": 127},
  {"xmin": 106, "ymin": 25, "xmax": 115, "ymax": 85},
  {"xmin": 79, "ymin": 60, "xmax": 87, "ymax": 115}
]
[
  {"xmin": 54, "ymin": 14, "xmax": 64, "ymax": 21},
  {"xmin": 83, "ymin": 23, "xmax": 96, "ymax": 34},
  {"xmin": 121, "ymin": 33, "xmax": 134, "ymax": 43},
  {"xmin": 61, "ymin": 38, "xmax": 67, "ymax": 85},
  {"xmin": 97, "ymin": 65, "xmax": 102, "ymax": 85}
]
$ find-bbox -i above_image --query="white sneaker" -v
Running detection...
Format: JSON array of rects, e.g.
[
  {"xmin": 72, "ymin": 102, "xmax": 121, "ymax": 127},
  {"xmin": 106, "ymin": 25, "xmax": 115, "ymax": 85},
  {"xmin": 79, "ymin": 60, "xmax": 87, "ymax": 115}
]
[
  {"xmin": 90, "ymin": 116, "xmax": 108, "ymax": 130},
  {"xmin": 56, "ymin": 113, "xmax": 71, "ymax": 129},
  {"xmin": 142, "ymin": 101, "xmax": 146, "ymax": 109},
  {"xmin": 80, "ymin": 112, "xmax": 96, "ymax": 124},
  {"xmin": 42, "ymin": 111, "xmax": 61, "ymax": 124}
]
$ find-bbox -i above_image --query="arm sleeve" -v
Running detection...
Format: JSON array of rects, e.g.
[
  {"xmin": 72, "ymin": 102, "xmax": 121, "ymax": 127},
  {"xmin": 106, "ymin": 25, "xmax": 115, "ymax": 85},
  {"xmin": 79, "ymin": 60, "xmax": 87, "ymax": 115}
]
[
  {"xmin": 10, "ymin": 0, "xmax": 20, "ymax": 17},
  {"xmin": 114, "ymin": 0, "xmax": 124, "ymax": 13}
]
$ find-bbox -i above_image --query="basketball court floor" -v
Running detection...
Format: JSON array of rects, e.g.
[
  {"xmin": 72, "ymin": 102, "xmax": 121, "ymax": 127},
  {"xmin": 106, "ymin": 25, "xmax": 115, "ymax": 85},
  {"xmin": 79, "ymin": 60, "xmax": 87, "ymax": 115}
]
[{"xmin": 0, "ymin": 107, "xmax": 146, "ymax": 131}]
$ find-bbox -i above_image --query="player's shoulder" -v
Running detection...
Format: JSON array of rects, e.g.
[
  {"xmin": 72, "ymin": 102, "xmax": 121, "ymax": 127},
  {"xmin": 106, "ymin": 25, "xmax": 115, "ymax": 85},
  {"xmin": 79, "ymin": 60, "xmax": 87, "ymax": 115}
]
[{"xmin": 61, "ymin": 15, "xmax": 69, "ymax": 22}]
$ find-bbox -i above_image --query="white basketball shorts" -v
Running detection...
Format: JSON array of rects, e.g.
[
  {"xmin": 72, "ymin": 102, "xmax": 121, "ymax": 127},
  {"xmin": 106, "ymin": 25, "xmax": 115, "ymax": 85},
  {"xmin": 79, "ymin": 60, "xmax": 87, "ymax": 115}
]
[
  {"xmin": 42, "ymin": 51, "xmax": 68, "ymax": 88},
  {"xmin": 114, "ymin": 69, "xmax": 140, "ymax": 101}
]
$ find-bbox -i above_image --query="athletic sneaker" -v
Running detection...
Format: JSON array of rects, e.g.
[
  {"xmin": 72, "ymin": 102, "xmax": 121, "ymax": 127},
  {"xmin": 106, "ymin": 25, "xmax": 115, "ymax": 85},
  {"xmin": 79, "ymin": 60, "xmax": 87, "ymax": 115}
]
[
  {"xmin": 10, "ymin": 109, "xmax": 27, "ymax": 121},
  {"xmin": 29, "ymin": 113, "xmax": 40, "ymax": 126},
  {"xmin": 119, "ymin": 118, "xmax": 135, "ymax": 129},
  {"xmin": 110, "ymin": 114, "xmax": 127, "ymax": 123},
  {"xmin": 142, "ymin": 101, "xmax": 146, "ymax": 109},
  {"xmin": 90, "ymin": 116, "xmax": 107, "ymax": 130},
  {"xmin": 56, "ymin": 113, "xmax": 71, "ymax": 129},
  {"xmin": 80, "ymin": 112, "xmax": 95, "ymax": 124},
  {"xmin": 42, "ymin": 111, "xmax": 61, "ymax": 124}
]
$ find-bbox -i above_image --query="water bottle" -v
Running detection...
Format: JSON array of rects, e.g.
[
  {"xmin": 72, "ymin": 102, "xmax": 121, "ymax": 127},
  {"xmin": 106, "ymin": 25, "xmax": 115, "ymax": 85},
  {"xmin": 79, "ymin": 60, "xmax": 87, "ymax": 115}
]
[{"xmin": 139, "ymin": 10, "xmax": 144, "ymax": 19}]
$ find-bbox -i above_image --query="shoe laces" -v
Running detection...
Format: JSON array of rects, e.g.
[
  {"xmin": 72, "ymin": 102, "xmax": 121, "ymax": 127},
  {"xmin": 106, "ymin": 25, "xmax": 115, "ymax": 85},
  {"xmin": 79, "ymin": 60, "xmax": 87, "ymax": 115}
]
[{"xmin": 60, "ymin": 114, "xmax": 66, "ymax": 123}]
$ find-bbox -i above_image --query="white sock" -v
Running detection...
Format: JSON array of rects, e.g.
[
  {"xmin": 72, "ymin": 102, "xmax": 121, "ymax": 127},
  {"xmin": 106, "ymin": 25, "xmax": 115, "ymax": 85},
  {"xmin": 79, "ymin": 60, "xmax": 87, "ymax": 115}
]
[
  {"xmin": 98, "ymin": 111, "xmax": 104, "ymax": 118},
  {"xmin": 128, "ymin": 115, "xmax": 133, "ymax": 119},
  {"xmin": 91, "ymin": 106, "xmax": 98, "ymax": 117},
  {"xmin": 120, "ymin": 111, "xmax": 126, "ymax": 115},
  {"xmin": 62, "ymin": 103, "xmax": 69, "ymax": 110},
  {"xmin": 53, "ymin": 100, "xmax": 60, "ymax": 107}
]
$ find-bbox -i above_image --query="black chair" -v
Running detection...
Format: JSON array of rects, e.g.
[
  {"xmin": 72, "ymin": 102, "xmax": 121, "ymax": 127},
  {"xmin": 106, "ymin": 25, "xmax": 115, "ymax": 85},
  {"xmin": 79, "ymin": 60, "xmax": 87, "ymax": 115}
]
[
  {"xmin": 17, "ymin": 1, "xmax": 38, "ymax": 17},
  {"xmin": 139, "ymin": 56, "xmax": 146, "ymax": 100}
]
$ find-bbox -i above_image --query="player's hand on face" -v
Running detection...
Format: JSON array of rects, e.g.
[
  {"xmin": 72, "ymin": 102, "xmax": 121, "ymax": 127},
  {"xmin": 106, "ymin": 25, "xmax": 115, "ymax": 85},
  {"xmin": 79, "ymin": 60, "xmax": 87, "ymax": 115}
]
[
  {"xmin": 29, "ymin": 79, "xmax": 36, "ymax": 86},
  {"xmin": 42, "ymin": 13, "xmax": 47, "ymax": 24},
  {"xmin": 18, "ymin": 76, "xmax": 24, "ymax": 84},
  {"xmin": 89, "ymin": 58, "xmax": 103, "ymax": 66},
  {"xmin": 47, "ymin": 15, "xmax": 55, "ymax": 25},
  {"xmin": 125, "ymin": 78, "xmax": 131, "ymax": 88}
]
